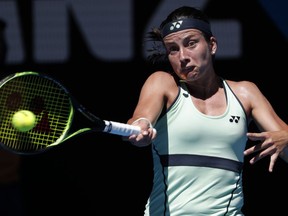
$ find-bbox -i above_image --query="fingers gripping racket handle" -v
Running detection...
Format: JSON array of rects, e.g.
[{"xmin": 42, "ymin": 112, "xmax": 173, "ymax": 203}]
[{"xmin": 103, "ymin": 120, "xmax": 156, "ymax": 136}]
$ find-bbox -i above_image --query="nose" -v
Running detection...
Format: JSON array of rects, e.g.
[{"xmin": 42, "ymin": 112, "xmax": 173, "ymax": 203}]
[{"xmin": 179, "ymin": 48, "xmax": 189, "ymax": 64}]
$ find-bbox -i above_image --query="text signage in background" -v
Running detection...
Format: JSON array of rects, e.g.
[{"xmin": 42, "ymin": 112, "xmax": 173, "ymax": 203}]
[{"xmin": 0, "ymin": 0, "xmax": 284, "ymax": 65}]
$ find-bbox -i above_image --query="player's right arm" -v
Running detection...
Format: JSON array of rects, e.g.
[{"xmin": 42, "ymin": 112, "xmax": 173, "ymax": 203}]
[{"xmin": 126, "ymin": 71, "xmax": 178, "ymax": 147}]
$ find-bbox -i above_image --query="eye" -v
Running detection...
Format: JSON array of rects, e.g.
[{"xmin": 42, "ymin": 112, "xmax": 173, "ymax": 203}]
[
  {"xmin": 187, "ymin": 40, "xmax": 196, "ymax": 48},
  {"xmin": 167, "ymin": 45, "xmax": 178, "ymax": 55}
]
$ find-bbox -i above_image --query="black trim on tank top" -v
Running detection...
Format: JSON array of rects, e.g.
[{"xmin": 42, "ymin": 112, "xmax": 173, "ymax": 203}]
[{"xmin": 160, "ymin": 154, "xmax": 243, "ymax": 173}]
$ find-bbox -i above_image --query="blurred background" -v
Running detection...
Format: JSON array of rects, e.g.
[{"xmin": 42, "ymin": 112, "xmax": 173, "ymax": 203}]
[{"xmin": 0, "ymin": 0, "xmax": 287, "ymax": 215}]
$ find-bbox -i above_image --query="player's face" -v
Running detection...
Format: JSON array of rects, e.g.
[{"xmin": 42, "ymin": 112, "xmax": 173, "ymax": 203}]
[{"xmin": 163, "ymin": 29, "xmax": 215, "ymax": 82}]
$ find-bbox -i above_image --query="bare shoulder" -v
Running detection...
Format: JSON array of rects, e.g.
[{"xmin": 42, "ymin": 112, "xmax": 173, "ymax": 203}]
[
  {"xmin": 225, "ymin": 79, "xmax": 261, "ymax": 95},
  {"xmin": 225, "ymin": 79, "xmax": 265, "ymax": 109},
  {"xmin": 143, "ymin": 71, "xmax": 179, "ymax": 107},
  {"xmin": 145, "ymin": 71, "xmax": 178, "ymax": 88}
]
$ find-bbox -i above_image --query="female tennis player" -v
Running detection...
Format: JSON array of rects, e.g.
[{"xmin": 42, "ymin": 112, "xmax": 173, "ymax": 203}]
[{"xmin": 125, "ymin": 6, "xmax": 288, "ymax": 215}]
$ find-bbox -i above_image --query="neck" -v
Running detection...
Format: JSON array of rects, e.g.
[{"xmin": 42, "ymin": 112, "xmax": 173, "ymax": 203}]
[{"xmin": 184, "ymin": 75, "xmax": 222, "ymax": 100}]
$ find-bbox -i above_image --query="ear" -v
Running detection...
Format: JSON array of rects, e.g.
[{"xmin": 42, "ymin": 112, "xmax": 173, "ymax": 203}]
[{"xmin": 209, "ymin": 36, "xmax": 217, "ymax": 55}]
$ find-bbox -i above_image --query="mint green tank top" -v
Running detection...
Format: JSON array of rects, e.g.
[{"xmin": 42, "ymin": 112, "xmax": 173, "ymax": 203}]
[{"xmin": 144, "ymin": 80, "xmax": 248, "ymax": 216}]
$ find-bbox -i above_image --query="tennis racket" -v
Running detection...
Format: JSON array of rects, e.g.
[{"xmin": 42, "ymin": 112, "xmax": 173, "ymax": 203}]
[{"xmin": 0, "ymin": 71, "xmax": 154, "ymax": 155}]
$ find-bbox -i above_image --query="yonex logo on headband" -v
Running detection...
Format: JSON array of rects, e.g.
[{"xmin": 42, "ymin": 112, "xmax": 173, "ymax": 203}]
[
  {"xmin": 161, "ymin": 18, "xmax": 212, "ymax": 38},
  {"xmin": 168, "ymin": 20, "xmax": 184, "ymax": 31}
]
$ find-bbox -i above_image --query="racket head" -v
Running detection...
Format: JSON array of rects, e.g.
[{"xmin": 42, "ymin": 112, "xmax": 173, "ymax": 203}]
[{"xmin": 0, "ymin": 71, "xmax": 74, "ymax": 154}]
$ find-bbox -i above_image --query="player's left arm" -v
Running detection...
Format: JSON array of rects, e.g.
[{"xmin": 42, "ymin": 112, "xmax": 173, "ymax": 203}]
[{"xmin": 240, "ymin": 81, "xmax": 288, "ymax": 171}]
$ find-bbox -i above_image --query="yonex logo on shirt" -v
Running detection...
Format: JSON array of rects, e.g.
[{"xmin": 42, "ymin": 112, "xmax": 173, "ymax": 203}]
[{"xmin": 229, "ymin": 115, "xmax": 240, "ymax": 123}]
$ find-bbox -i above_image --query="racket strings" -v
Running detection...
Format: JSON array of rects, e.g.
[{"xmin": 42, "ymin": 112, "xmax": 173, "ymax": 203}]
[{"xmin": 0, "ymin": 73, "xmax": 73, "ymax": 153}]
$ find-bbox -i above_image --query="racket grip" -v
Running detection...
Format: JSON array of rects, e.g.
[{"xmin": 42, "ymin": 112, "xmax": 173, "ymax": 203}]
[
  {"xmin": 103, "ymin": 120, "xmax": 156, "ymax": 136},
  {"xmin": 103, "ymin": 120, "xmax": 141, "ymax": 136}
]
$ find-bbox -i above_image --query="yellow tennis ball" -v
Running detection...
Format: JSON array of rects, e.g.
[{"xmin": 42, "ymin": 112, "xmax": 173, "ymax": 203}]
[{"xmin": 12, "ymin": 110, "xmax": 36, "ymax": 132}]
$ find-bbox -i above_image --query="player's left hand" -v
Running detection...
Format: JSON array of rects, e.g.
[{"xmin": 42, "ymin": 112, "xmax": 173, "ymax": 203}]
[{"xmin": 244, "ymin": 130, "xmax": 288, "ymax": 172}]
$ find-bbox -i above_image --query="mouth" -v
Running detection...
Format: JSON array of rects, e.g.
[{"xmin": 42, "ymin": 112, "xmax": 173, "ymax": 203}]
[
  {"xmin": 182, "ymin": 66, "xmax": 198, "ymax": 81},
  {"xmin": 181, "ymin": 66, "xmax": 195, "ymax": 74},
  {"xmin": 181, "ymin": 66, "xmax": 195, "ymax": 73}
]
